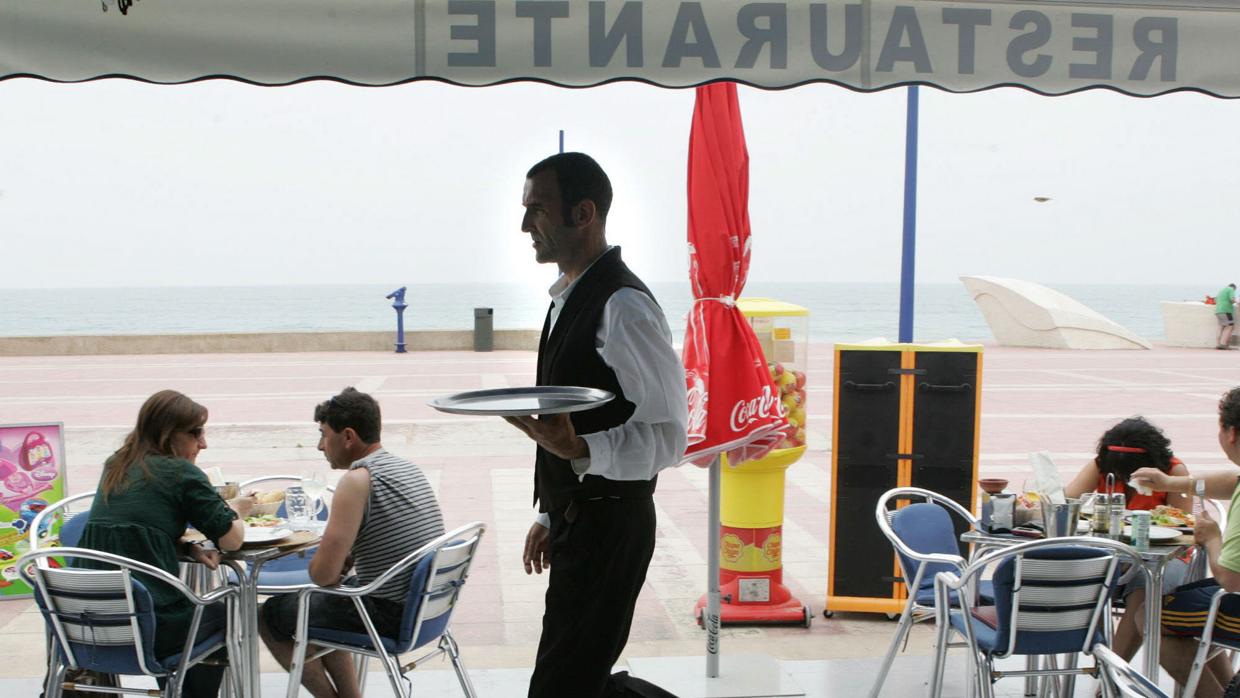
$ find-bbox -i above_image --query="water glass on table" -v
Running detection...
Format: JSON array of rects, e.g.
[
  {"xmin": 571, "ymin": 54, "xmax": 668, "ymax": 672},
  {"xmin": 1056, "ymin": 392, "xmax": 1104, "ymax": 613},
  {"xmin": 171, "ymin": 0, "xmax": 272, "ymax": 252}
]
[{"xmin": 285, "ymin": 486, "xmax": 320, "ymax": 531}]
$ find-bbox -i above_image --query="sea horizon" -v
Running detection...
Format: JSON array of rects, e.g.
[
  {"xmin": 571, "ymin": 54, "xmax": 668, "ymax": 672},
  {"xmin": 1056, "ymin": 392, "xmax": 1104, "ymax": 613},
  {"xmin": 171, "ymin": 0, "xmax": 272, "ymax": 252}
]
[{"xmin": 0, "ymin": 281, "xmax": 1214, "ymax": 344}]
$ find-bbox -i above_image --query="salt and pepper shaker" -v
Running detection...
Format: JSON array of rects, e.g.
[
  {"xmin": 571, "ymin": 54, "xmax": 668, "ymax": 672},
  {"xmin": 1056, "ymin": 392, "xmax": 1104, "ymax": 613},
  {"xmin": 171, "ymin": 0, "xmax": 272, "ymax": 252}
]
[
  {"xmin": 1091, "ymin": 491, "xmax": 1110, "ymax": 534},
  {"xmin": 1107, "ymin": 473, "xmax": 1126, "ymax": 540}
]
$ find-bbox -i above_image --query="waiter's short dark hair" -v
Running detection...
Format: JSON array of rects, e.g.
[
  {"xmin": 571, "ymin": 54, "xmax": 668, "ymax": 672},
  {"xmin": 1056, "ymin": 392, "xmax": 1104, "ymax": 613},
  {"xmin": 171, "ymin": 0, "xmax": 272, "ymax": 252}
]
[
  {"xmin": 527, "ymin": 152, "xmax": 613, "ymax": 224},
  {"xmin": 314, "ymin": 387, "xmax": 381, "ymax": 443}
]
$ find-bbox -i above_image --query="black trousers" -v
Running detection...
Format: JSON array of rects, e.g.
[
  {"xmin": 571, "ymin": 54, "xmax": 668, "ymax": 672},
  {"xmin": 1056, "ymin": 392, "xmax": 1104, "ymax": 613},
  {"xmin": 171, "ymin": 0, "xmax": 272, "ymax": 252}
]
[{"xmin": 528, "ymin": 497, "xmax": 658, "ymax": 698}]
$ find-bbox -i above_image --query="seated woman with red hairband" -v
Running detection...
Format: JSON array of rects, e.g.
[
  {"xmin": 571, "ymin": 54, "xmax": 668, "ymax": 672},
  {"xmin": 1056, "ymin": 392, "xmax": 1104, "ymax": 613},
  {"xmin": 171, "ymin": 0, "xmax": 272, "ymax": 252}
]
[{"xmin": 1063, "ymin": 416, "xmax": 1194, "ymax": 662}]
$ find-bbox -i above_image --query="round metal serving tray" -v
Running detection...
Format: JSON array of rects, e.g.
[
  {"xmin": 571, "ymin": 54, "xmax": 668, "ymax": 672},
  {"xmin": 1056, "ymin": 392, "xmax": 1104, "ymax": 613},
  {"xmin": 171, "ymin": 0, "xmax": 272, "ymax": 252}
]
[{"xmin": 428, "ymin": 386, "xmax": 615, "ymax": 416}]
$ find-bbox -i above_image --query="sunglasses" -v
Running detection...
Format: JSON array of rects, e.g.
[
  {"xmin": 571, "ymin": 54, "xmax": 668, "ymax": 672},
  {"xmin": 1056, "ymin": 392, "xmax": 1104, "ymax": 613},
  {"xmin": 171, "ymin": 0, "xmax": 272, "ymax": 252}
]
[{"xmin": 186, "ymin": 426, "xmax": 205, "ymax": 439}]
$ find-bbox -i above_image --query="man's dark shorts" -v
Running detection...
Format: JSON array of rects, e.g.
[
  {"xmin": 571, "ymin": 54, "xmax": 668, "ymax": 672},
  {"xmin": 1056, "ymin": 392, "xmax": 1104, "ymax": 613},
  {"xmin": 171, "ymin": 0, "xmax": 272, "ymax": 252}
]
[
  {"xmin": 262, "ymin": 581, "xmax": 405, "ymax": 642},
  {"xmin": 1162, "ymin": 578, "xmax": 1240, "ymax": 642}
]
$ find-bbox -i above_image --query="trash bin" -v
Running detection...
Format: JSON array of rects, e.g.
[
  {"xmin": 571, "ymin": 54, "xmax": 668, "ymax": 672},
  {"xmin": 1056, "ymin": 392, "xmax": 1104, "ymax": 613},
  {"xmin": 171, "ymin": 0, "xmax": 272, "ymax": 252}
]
[{"xmin": 473, "ymin": 308, "xmax": 493, "ymax": 352}]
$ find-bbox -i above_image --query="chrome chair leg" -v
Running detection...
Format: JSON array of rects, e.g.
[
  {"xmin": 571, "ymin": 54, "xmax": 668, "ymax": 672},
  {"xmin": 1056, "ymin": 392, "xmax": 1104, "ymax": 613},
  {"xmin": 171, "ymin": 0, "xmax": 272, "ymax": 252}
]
[
  {"xmin": 871, "ymin": 600, "xmax": 917, "ymax": 698},
  {"xmin": 443, "ymin": 631, "xmax": 478, "ymax": 698},
  {"xmin": 1061, "ymin": 652, "xmax": 1079, "ymax": 697},
  {"xmin": 376, "ymin": 648, "xmax": 408, "ymax": 698},
  {"xmin": 928, "ymin": 611, "xmax": 951, "ymax": 697},
  {"xmin": 1183, "ymin": 635, "xmax": 1214, "ymax": 697},
  {"xmin": 354, "ymin": 653, "xmax": 369, "ymax": 695},
  {"xmin": 1025, "ymin": 656, "xmax": 1039, "ymax": 696},
  {"xmin": 45, "ymin": 656, "xmax": 66, "ymax": 698}
]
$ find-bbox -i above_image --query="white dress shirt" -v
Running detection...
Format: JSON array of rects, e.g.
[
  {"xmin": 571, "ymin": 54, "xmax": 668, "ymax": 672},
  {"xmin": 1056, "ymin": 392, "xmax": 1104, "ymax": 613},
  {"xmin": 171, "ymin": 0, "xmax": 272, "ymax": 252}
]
[{"xmin": 535, "ymin": 249, "xmax": 689, "ymax": 527}]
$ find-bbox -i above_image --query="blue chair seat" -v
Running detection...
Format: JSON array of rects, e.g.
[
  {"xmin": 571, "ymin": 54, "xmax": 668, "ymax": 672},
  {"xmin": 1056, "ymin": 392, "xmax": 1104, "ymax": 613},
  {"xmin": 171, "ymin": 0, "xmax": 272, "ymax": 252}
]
[
  {"xmin": 309, "ymin": 627, "xmax": 402, "ymax": 653},
  {"xmin": 915, "ymin": 580, "xmax": 995, "ymax": 607},
  {"xmin": 156, "ymin": 629, "xmax": 227, "ymax": 672}
]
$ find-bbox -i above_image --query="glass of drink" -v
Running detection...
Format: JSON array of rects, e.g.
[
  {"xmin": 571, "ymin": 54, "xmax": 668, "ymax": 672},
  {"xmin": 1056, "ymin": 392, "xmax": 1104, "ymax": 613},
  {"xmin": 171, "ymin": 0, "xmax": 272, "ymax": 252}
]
[{"xmin": 300, "ymin": 471, "xmax": 328, "ymax": 530}]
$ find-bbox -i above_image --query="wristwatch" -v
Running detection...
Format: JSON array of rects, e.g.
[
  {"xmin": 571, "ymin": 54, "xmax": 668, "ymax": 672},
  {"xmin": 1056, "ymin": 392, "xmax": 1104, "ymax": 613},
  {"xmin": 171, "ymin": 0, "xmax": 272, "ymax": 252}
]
[{"xmin": 1195, "ymin": 477, "xmax": 1207, "ymax": 498}]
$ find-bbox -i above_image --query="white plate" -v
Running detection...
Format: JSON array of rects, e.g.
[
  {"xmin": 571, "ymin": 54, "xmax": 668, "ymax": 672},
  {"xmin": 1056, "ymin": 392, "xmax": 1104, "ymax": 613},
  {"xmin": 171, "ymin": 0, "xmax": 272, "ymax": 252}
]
[
  {"xmin": 244, "ymin": 525, "xmax": 293, "ymax": 544},
  {"xmin": 428, "ymin": 386, "xmax": 614, "ymax": 416},
  {"xmin": 1124, "ymin": 525, "xmax": 1181, "ymax": 543}
]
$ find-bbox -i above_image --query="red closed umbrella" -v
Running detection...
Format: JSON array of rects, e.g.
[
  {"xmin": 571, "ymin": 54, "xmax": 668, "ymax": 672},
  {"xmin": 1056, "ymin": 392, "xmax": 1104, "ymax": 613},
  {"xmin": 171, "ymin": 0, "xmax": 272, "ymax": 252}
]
[{"xmin": 682, "ymin": 82, "xmax": 788, "ymax": 676}]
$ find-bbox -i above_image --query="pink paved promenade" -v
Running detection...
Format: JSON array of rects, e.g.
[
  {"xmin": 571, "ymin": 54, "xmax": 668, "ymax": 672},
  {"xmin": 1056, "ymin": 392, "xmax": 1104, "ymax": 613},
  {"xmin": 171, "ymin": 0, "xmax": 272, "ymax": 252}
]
[{"xmin": 1, "ymin": 342, "xmax": 1238, "ymax": 679}]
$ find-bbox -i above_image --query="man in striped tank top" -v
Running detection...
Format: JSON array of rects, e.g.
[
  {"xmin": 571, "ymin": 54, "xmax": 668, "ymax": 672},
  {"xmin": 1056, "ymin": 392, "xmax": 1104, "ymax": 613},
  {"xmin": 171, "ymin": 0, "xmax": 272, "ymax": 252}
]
[{"xmin": 259, "ymin": 387, "xmax": 445, "ymax": 698}]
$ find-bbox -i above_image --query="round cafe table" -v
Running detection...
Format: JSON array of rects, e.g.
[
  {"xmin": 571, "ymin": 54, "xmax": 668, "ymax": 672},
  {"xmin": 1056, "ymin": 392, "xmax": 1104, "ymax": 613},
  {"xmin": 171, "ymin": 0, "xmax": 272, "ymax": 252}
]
[{"xmin": 183, "ymin": 529, "xmax": 320, "ymax": 698}]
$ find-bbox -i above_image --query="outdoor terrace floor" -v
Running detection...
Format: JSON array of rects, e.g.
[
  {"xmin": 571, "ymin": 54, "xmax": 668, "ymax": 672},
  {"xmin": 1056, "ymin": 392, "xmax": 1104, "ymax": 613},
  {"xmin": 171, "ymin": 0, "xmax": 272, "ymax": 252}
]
[{"xmin": 1, "ymin": 342, "xmax": 1237, "ymax": 696}]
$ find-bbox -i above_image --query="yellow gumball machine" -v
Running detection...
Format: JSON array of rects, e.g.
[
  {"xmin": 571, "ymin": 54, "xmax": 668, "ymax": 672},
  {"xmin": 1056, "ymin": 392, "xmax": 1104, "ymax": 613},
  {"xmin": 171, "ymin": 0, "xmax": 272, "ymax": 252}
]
[{"xmin": 697, "ymin": 298, "xmax": 811, "ymax": 626}]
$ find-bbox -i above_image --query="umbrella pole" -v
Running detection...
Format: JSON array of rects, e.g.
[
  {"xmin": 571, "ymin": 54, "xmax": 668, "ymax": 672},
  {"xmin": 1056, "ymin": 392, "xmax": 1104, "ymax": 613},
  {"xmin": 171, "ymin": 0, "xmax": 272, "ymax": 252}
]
[{"xmin": 706, "ymin": 453, "xmax": 721, "ymax": 677}]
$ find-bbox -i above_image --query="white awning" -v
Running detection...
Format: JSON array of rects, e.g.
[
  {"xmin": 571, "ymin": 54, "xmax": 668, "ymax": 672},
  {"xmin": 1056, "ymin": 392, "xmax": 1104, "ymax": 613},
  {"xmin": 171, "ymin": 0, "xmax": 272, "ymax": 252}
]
[{"xmin": 4, "ymin": 0, "xmax": 1239, "ymax": 97}]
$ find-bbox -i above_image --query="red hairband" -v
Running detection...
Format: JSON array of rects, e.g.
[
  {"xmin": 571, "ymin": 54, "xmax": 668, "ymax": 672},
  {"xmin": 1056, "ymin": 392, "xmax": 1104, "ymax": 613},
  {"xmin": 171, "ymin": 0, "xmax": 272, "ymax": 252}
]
[{"xmin": 1106, "ymin": 445, "xmax": 1147, "ymax": 454}]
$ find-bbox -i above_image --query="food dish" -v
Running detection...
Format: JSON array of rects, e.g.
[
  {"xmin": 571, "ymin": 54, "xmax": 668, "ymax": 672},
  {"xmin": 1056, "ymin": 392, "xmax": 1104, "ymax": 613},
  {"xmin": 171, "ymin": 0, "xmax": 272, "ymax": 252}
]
[
  {"xmin": 1151, "ymin": 504, "xmax": 1195, "ymax": 528},
  {"xmin": 243, "ymin": 525, "xmax": 293, "ymax": 544},
  {"xmin": 245, "ymin": 514, "xmax": 285, "ymax": 528},
  {"xmin": 429, "ymin": 386, "xmax": 614, "ymax": 416}
]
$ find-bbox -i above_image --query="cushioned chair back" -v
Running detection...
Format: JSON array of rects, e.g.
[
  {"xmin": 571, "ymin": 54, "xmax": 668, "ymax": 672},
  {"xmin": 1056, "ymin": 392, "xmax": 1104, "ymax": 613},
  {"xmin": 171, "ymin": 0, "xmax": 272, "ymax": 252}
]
[
  {"xmin": 889, "ymin": 502, "xmax": 959, "ymax": 596},
  {"xmin": 32, "ymin": 565, "xmax": 159, "ymax": 675},
  {"xmin": 991, "ymin": 545, "xmax": 1117, "ymax": 656},
  {"xmin": 59, "ymin": 510, "xmax": 90, "ymax": 547},
  {"xmin": 397, "ymin": 534, "xmax": 481, "ymax": 654}
]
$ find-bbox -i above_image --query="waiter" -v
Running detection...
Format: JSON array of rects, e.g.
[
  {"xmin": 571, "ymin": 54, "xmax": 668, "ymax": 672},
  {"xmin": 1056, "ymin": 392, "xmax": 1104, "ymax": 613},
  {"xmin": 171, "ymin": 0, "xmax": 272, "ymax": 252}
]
[{"xmin": 504, "ymin": 152, "xmax": 688, "ymax": 698}]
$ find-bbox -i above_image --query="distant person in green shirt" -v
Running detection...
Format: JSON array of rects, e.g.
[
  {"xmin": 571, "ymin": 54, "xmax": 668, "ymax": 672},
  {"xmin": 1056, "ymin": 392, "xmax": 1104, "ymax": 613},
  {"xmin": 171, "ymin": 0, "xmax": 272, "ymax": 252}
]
[
  {"xmin": 1217, "ymin": 283, "xmax": 1236, "ymax": 349},
  {"xmin": 1133, "ymin": 387, "xmax": 1240, "ymax": 697}
]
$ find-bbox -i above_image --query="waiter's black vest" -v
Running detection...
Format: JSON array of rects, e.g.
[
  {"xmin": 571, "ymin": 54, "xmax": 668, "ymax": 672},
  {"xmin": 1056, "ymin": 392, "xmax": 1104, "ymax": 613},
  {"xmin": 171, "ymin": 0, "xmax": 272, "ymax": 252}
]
[{"xmin": 534, "ymin": 247, "xmax": 660, "ymax": 513}]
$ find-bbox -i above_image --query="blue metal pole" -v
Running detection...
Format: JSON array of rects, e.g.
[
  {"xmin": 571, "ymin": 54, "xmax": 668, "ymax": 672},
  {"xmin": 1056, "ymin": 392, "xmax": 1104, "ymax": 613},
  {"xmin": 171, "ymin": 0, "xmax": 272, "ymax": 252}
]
[
  {"xmin": 898, "ymin": 86, "xmax": 919, "ymax": 344},
  {"xmin": 559, "ymin": 129, "xmax": 564, "ymax": 153}
]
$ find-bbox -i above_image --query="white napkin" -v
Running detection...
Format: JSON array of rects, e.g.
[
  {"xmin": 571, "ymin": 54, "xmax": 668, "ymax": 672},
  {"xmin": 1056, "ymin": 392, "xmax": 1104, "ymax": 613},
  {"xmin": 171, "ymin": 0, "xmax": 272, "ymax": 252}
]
[
  {"xmin": 1029, "ymin": 451, "xmax": 1066, "ymax": 504},
  {"xmin": 205, "ymin": 466, "xmax": 226, "ymax": 486}
]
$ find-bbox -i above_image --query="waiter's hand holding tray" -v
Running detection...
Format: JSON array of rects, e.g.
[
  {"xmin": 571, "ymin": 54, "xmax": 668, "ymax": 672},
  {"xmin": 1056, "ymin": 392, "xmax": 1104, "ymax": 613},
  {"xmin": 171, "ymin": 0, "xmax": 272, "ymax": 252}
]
[{"xmin": 428, "ymin": 386, "xmax": 615, "ymax": 416}]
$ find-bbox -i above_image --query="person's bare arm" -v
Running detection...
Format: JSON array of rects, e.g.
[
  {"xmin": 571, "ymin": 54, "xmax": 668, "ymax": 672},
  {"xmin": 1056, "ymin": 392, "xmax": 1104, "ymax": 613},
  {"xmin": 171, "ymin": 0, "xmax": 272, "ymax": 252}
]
[
  {"xmin": 1196, "ymin": 507, "xmax": 1240, "ymax": 591},
  {"xmin": 1131, "ymin": 467, "xmax": 1238, "ymax": 501},
  {"xmin": 308, "ymin": 468, "xmax": 368, "ymax": 586},
  {"xmin": 217, "ymin": 496, "xmax": 254, "ymax": 552},
  {"xmin": 1064, "ymin": 460, "xmax": 1101, "ymax": 500}
]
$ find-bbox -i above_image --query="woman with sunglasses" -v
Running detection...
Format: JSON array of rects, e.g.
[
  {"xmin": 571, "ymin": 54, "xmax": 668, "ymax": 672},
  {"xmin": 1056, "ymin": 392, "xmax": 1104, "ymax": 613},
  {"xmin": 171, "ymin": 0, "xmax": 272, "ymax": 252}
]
[
  {"xmin": 76, "ymin": 389, "xmax": 253, "ymax": 697},
  {"xmin": 1062, "ymin": 416, "xmax": 1194, "ymax": 663}
]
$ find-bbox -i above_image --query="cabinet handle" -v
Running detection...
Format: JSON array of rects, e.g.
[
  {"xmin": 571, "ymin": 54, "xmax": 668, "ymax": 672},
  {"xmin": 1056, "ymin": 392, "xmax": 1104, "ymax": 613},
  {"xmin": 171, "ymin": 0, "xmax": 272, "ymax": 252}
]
[
  {"xmin": 917, "ymin": 382, "xmax": 973, "ymax": 393},
  {"xmin": 844, "ymin": 380, "xmax": 896, "ymax": 392}
]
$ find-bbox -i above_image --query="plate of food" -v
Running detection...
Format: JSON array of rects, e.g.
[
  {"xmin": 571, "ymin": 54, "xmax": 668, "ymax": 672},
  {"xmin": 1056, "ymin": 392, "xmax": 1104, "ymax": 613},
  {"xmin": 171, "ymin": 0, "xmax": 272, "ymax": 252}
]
[
  {"xmin": 1150, "ymin": 504, "xmax": 1195, "ymax": 532},
  {"xmin": 243, "ymin": 515, "xmax": 292, "ymax": 543}
]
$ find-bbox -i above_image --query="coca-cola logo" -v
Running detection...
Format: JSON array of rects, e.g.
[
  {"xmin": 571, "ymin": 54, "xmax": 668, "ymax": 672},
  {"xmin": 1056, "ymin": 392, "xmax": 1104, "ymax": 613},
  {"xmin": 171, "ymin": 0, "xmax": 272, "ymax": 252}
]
[
  {"xmin": 685, "ymin": 370, "xmax": 708, "ymax": 436},
  {"xmin": 729, "ymin": 385, "xmax": 782, "ymax": 432}
]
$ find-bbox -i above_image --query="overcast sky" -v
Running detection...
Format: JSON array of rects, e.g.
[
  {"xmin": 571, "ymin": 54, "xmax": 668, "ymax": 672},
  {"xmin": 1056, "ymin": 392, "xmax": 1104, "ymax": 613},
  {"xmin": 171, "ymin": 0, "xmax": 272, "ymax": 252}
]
[{"xmin": 2, "ymin": 78, "xmax": 1237, "ymax": 290}]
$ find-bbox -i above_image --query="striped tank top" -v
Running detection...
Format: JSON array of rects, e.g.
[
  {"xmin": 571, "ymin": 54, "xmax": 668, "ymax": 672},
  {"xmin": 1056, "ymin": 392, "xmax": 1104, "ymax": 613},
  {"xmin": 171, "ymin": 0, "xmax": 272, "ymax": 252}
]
[{"xmin": 349, "ymin": 448, "xmax": 445, "ymax": 602}]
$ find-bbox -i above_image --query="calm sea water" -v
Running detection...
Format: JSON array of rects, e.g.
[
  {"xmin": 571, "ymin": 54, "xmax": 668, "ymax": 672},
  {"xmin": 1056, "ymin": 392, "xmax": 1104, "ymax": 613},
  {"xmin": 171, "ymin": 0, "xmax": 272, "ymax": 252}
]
[{"xmin": 0, "ymin": 283, "xmax": 1209, "ymax": 343}]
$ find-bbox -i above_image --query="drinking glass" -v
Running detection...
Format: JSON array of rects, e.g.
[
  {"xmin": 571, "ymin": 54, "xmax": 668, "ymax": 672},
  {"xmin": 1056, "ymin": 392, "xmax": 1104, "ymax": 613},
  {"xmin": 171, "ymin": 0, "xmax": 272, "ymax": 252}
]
[
  {"xmin": 285, "ymin": 486, "xmax": 313, "ymax": 529},
  {"xmin": 299, "ymin": 472, "xmax": 328, "ymax": 531}
]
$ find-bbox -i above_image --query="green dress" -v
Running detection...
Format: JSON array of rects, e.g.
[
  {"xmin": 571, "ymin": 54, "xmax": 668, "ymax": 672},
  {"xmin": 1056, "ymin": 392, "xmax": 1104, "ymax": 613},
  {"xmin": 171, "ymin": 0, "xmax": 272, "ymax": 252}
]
[{"xmin": 78, "ymin": 455, "xmax": 237, "ymax": 658}]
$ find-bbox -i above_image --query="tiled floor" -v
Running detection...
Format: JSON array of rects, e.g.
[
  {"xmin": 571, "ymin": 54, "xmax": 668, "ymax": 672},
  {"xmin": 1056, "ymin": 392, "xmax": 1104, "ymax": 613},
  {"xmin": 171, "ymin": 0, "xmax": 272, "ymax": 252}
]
[{"xmin": 1, "ymin": 343, "xmax": 1236, "ymax": 695}]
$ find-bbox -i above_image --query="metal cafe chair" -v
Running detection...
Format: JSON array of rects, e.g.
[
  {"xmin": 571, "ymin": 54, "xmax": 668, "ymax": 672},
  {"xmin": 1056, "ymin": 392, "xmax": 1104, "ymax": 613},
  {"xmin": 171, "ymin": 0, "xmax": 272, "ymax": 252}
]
[
  {"xmin": 927, "ymin": 537, "xmax": 1146, "ymax": 698},
  {"xmin": 28, "ymin": 491, "xmax": 96, "ymax": 552},
  {"xmin": 274, "ymin": 521, "xmax": 486, "ymax": 698},
  {"xmin": 1095, "ymin": 645, "xmax": 1171, "ymax": 698},
  {"xmin": 870, "ymin": 486, "xmax": 994, "ymax": 698},
  {"xmin": 1177, "ymin": 585, "xmax": 1240, "ymax": 697},
  {"xmin": 20, "ymin": 547, "xmax": 242, "ymax": 698}
]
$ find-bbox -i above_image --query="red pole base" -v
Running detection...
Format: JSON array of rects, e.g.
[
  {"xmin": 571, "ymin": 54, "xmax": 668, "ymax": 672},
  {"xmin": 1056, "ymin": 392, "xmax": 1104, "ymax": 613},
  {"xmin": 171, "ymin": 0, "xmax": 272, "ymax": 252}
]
[{"xmin": 693, "ymin": 580, "xmax": 810, "ymax": 626}]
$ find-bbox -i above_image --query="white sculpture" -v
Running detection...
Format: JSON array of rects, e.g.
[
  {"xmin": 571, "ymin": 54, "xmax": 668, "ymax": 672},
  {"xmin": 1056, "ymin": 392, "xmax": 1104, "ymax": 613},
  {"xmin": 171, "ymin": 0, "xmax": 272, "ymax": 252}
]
[{"xmin": 960, "ymin": 276, "xmax": 1151, "ymax": 350}]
